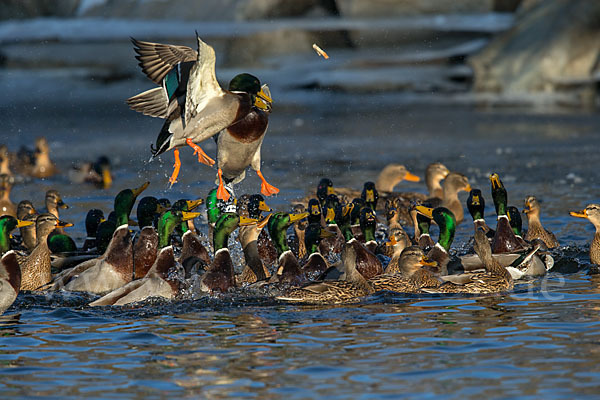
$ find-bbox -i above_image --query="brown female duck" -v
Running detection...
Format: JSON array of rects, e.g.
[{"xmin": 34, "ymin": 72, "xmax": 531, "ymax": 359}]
[
  {"xmin": 523, "ymin": 195, "xmax": 559, "ymax": 248},
  {"xmin": 570, "ymin": 204, "xmax": 600, "ymax": 265}
]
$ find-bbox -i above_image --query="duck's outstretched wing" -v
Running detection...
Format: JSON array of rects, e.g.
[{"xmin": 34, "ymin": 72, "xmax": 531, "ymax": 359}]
[
  {"xmin": 131, "ymin": 38, "xmax": 197, "ymax": 84},
  {"xmin": 184, "ymin": 34, "xmax": 229, "ymax": 127},
  {"xmin": 127, "ymin": 87, "xmax": 169, "ymax": 118}
]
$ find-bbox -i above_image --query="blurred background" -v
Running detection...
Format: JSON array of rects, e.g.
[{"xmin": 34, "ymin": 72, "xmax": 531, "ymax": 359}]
[{"xmin": 0, "ymin": 0, "xmax": 599, "ymax": 241}]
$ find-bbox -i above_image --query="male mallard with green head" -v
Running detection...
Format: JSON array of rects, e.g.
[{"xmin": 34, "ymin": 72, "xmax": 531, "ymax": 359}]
[
  {"xmin": 489, "ymin": 173, "xmax": 524, "ymax": 254},
  {"xmin": 0, "ymin": 216, "xmax": 34, "ymax": 254},
  {"xmin": 127, "ymin": 35, "xmax": 272, "ymax": 190},
  {"xmin": 570, "ymin": 204, "xmax": 600, "ymax": 265},
  {"xmin": 267, "ymin": 211, "xmax": 310, "ymax": 286},
  {"xmin": 415, "ymin": 205, "xmax": 456, "ymax": 276}
]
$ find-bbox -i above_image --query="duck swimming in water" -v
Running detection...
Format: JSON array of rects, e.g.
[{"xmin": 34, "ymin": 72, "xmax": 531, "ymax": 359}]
[
  {"xmin": 570, "ymin": 204, "xmax": 600, "ymax": 265},
  {"xmin": 523, "ymin": 195, "xmax": 559, "ymax": 248}
]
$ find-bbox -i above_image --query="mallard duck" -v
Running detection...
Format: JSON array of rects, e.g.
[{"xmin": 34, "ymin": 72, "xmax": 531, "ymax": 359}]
[
  {"xmin": 16, "ymin": 200, "xmax": 37, "ymax": 251},
  {"xmin": 466, "ymin": 189, "xmax": 495, "ymax": 237},
  {"xmin": 266, "ymin": 211, "xmax": 310, "ymax": 285},
  {"xmin": 0, "ymin": 216, "xmax": 34, "ymax": 254},
  {"xmin": 276, "ymin": 242, "xmax": 375, "ymax": 304},
  {"xmin": 425, "ymin": 162, "xmax": 450, "ymax": 199},
  {"xmin": 15, "ymin": 137, "xmax": 58, "ymax": 179},
  {"xmin": 214, "ymin": 79, "xmax": 277, "ymax": 201},
  {"xmin": 171, "ymin": 198, "xmax": 204, "ymax": 237},
  {"xmin": 43, "ymin": 190, "xmax": 68, "ymax": 220},
  {"xmin": 237, "ymin": 193, "xmax": 277, "ymax": 268},
  {"xmin": 359, "ymin": 207, "xmax": 378, "ymax": 253},
  {"xmin": 81, "ymin": 209, "xmax": 105, "ymax": 252},
  {"xmin": 20, "ymin": 213, "xmax": 72, "ymax": 290},
  {"xmin": 415, "ymin": 205, "xmax": 456, "ymax": 276},
  {"xmin": 68, "ymin": 156, "xmax": 112, "ymax": 189},
  {"xmin": 200, "ymin": 212, "xmax": 257, "ymax": 293},
  {"xmin": 133, "ymin": 226, "xmax": 159, "ymax": 280},
  {"xmin": 0, "ymin": 174, "xmax": 16, "ymax": 218},
  {"xmin": 421, "ymin": 230, "xmax": 514, "ymax": 295},
  {"xmin": 180, "ymin": 229, "xmax": 211, "ymax": 278},
  {"xmin": 0, "ymin": 145, "xmax": 11, "ymax": 176},
  {"xmin": 489, "ymin": 173, "xmax": 524, "ymax": 254},
  {"xmin": 95, "ymin": 182, "xmax": 150, "ymax": 253},
  {"xmin": 316, "ymin": 178, "xmax": 335, "ymax": 208},
  {"xmin": 127, "ymin": 35, "xmax": 271, "ymax": 188},
  {"xmin": 523, "ymin": 195, "xmax": 559, "ymax": 248},
  {"xmin": 506, "ymin": 206, "xmax": 528, "ymax": 248},
  {"xmin": 411, "ymin": 171, "xmax": 471, "ymax": 238},
  {"xmin": 0, "ymin": 251, "xmax": 20, "ymax": 314},
  {"xmin": 290, "ymin": 203, "xmax": 309, "ymax": 260},
  {"xmin": 570, "ymin": 204, "xmax": 600, "ymax": 264},
  {"xmin": 369, "ymin": 246, "xmax": 441, "ymax": 292},
  {"xmin": 301, "ymin": 222, "xmax": 333, "ymax": 281},
  {"xmin": 237, "ymin": 214, "xmax": 272, "ymax": 284}
]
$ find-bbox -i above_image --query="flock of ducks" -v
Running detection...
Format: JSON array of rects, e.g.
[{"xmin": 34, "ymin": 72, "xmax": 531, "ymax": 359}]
[
  {"xmin": 1, "ymin": 34, "xmax": 598, "ymax": 313},
  {"xmin": 0, "ymin": 160, "xmax": 598, "ymax": 314}
]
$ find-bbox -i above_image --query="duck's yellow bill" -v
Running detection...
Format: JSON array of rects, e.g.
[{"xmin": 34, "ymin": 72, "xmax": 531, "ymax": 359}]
[
  {"xmin": 464, "ymin": 184, "xmax": 472, "ymax": 192},
  {"xmin": 181, "ymin": 211, "xmax": 202, "ymax": 222},
  {"xmin": 415, "ymin": 205, "xmax": 434, "ymax": 219},
  {"xmin": 289, "ymin": 212, "xmax": 309, "ymax": 224},
  {"xmin": 57, "ymin": 220, "xmax": 74, "ymax": 228},
  {"xmin": 102, "ymin": 169, "xmax": 112, "ymax": 189},
  {"xmin": 570, "ymin": 210, "xmax": 588, "ymax": 219},
  {"xmin": 489, "ymin": 174, "xmax": 501, "ymax": 189},
  {"xmin": 254, "ymin": 85, "xmax": 272, "ymax": 111},
  {"xmin": 258, "ymin": 200, "xmax": 272, "ymax": 212},
  {"xmin": 343, "ymin": 203, "xmax": 354, "ymax": 217},
  {"xmin": 239, "ymin": 215, "xmax": 259, "ymax": 226},
  {"xmin": 471, "ymin": 194, "xmax": 480, "ymax": 206},
  {"xmin": 365, "ymin": 189, "xmax": 375, "ymax": 203},
  {"xmin": 257, "ymin": 214, "xmax": 272, "ymax": 229},
  {"xmin": 133, "ymin": 181, "xmax": 150, "ymax": 197},
  {"xmin": 186, "ymin": 199, "xmax": 204, "ymax": 211},
  {"xmin": 420, "ymin": 256, "xmax": 438, "ymax": 267},
  {"xmin": 404, "ymin": 171, "xmax": 420, "ymax": 182},
  {"xmin": 17, "ymin": 219, "xmax": 34, "ymax": 228},
  {"xmin": 327, "ymin": 186, "xmax": 335, "ymax": 195},
  {"xmin": 325, "ymin": 208, "xmax": 336, "ymax": 224}
]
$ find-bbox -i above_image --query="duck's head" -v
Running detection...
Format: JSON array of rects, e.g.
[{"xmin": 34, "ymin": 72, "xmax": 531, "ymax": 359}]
[
  {"xmin": 444, "ymin": 172, "xmax": 471, "ymax": 194},
  {"xmin": 206, "ymin": 187, "xmax": 236, "ymax": 224},
  {"xmin": 506, "ymin": 206, "xmax": 523, "ymax": 236},
  {"xmin": 136, "ymin": 197, "xmax": 161, "ymax": 228},
  {"xmin": 523, "ymin": 195, "xmax": 540, "ymax": 216},
  {"xmin": 36, "ymin": 213, "xmax": 73, "ymax": 239},
  {"xmin": 92, "ymin": 156, "xmax": 112, "ymax": 189},
  {"xmin": 317, "ymin": 178, "xmax": 334, "ymax": 205},
  {"xmin": 158, "ymin": 210, "xmax": 202, "ymax": 248},
  {"xmin": 304, "ymin": 222, "xmax": 335, "ymax": 254},
  {"xmin": 376, "ymin": 164, "xmax": 420, "ymax": 192},
  {"xmin": 248, "ymin": 194, "xmax": 271, "ymax": 219},
  {"xmin": 398, "ymin": 246, "xmax": 436, "ymax": 276},
  {"xmin": 416, "ymin": 205, "xmax": 456, "ymax": 250},
  {"xmin": 426, "ymin": 162, "xmax": 450, "ymax": 183},
  {"xmin": 16, "ymin": 200, "xmax": 36, "ymax": 220},
  {"xmin": 85, "ymin": 209, "xmax": 105, "ymax": 237},
  {"xmin": 229, "ymin": 73, "xmax": 272, "ymax": 111},
  {"xmin": 324, "ymin": 194, "xmax": 340, "ymax": 224},
  {"xmin": 0, "ymin": 174, "xmax": 13, "ymax": 192},
  {"xmin": 114, "ymin": 181, "xmax": 149, "ymax": 225},
  {"xmin": 570, "ymin": 204, "xmax": 600, "ymax": 229},
  {"xmin": 307, "ymin": 198, "xmax": 322, "ymax": 225},
  {"xmin": 361, "ymin": 181, "xmax": 379, "ymax": 209},
  {"xmin": 0, "ymin": 215, "xmax": 34, "ymax": 253},
  {"xmin": 172, "ymin": 198, "xmax": 204, "ymax": 213},
  {"xmin": 351, "ymin": 198, "xmax": 365, "ymax": 225},
  {"xmin": 489, "ymin": 173, "xmax": 507, "ymax": 216},
  {"xmin": 359, "ymin": 206, "xmax": 377, "ymax": 242},
  {"xmin": 292, "ymin": 204, "xmax": 309, "ymax": 231},
  {"xmin": 467, "ymin": 189, "xmax": 485, "ymax": 221},
  {"xmin": 45, "ymin": 189, "xmax": 68, "ymax": 210}
]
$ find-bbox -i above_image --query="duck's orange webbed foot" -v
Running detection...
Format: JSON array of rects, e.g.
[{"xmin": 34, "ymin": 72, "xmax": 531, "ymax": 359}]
[
  {"xmin": 169, "ymin": 148, "xmax": 181, "ymax": 188},
  {"xmin": 216, "ymin": 168, "xmax": 231, "ymax": 201},
  {"xmin": 257, "ymin": 170, "xmax": 279, "ymax": 197},
  {"xmin": 186, "ymin": 138, "xmax": 215, "ymax": 166}
]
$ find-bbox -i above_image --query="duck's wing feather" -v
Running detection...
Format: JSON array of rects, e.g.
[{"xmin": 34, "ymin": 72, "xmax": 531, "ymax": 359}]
[
  {"xmin": 132, "ymin": 38, "xmax": 197, "ymax": 85},
  {"xmin": 127, "ymin": 87, "xmax": 169, "ymax": 118}
]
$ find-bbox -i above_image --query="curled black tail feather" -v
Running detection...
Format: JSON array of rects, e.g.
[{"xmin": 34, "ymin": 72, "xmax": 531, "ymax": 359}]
[{"xmin": 150, "ymin": 120, "xmax": 173, "ymax": 158}]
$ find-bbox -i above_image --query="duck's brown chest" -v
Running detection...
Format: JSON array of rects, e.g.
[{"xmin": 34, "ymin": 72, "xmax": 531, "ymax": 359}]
[{"xmin": 227, "ymin": 110, "xmax": 268, "ymax": 144}]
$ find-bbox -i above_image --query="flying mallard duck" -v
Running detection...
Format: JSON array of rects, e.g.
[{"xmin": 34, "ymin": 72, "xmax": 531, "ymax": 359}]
[{"xmin": 127, "ymin": 34, "xmax": 272, "ymax": 191}]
